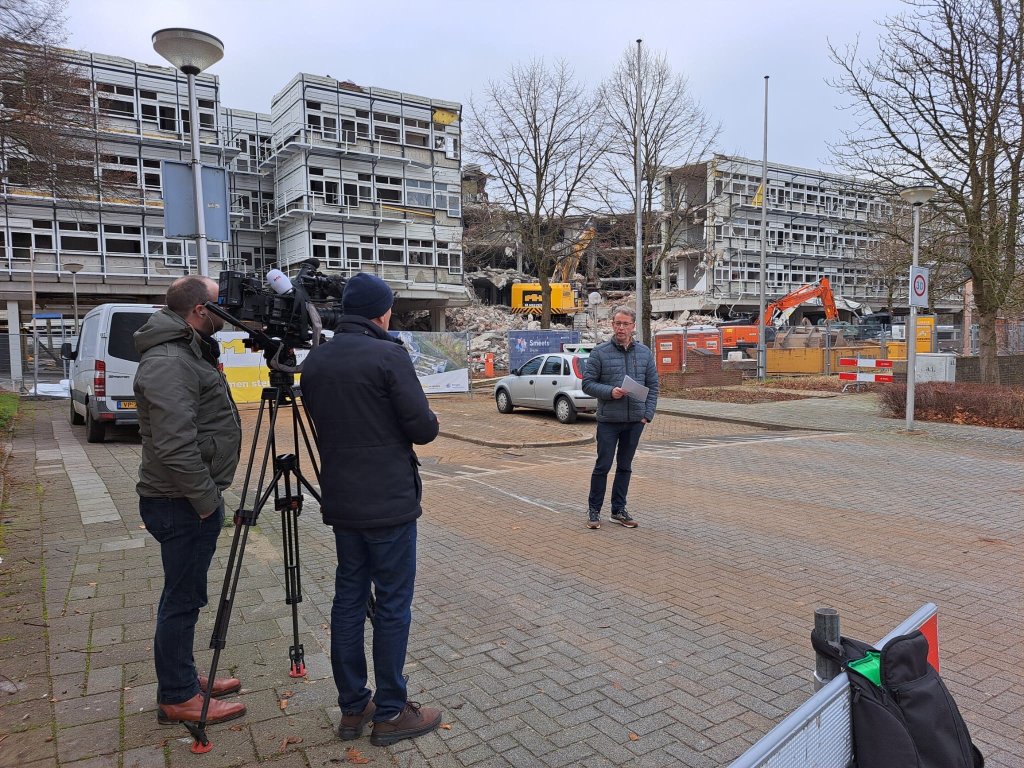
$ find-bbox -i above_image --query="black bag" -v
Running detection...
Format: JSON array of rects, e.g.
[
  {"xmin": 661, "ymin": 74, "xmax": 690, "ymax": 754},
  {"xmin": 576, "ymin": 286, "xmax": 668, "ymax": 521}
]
[{"xmin": 810, "ymin": 629, "xmax": 984, "ymax": 768}]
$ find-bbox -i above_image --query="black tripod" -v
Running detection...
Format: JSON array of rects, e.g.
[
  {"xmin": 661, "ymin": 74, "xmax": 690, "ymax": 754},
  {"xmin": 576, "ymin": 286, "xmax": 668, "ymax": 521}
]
[{"xmin": 186, "ymin": 350, "xmax": 323, "ymax": 752}]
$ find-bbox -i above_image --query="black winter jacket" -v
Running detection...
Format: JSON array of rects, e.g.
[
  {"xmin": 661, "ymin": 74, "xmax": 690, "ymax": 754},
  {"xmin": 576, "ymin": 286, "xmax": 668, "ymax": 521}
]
[
  {"xmin": 300, "ymin": 316, "xmax": 439, "ymax": 529},
  {"xmin": 582, "ymin": 338, "xmax": 659, "ymax": 423}
]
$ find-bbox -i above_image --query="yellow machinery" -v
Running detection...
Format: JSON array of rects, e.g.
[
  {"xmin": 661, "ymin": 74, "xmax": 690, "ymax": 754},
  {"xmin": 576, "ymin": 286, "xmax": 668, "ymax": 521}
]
[{"xmin": 511, "ymin": 222, "xmax": 595, "ymax": 315}]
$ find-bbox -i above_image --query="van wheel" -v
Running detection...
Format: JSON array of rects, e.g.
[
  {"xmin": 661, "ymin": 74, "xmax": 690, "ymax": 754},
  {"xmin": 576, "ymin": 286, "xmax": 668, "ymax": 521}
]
[
  {"xmin": 86, "ymin": 410, "xmax": 105, "ymax": 443},
  {"xmin": 555, "ymin": 396, "xmax": 578, "ymax": 424},
  {"xmin": 69, "ymin": 397, "xmax": 85, "ymax": 426}
]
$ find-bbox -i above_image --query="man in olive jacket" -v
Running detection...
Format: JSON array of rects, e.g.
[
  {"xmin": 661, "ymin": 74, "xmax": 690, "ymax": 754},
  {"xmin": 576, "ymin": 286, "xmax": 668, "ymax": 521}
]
[
  {"xmin": 301, "ymin": 273, "xmax": 443, "ymax": 747},
  {"xmin": 134, "ymin": 275, "xmax": 245, "ymax": 725},
  {"xmin": 582, "ymin": 305, "xmax": 659, "ymax": 530}
]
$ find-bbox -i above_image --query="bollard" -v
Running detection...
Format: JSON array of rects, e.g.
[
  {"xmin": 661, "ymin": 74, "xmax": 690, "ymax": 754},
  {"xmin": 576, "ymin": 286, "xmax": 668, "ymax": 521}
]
[
  {"xmin": 813, "ymin": 607, "xmax": 841, "ymax": 691},
  {"xmin": 484, "ymin": 353, "xmax": 494, "ymax": 378}
]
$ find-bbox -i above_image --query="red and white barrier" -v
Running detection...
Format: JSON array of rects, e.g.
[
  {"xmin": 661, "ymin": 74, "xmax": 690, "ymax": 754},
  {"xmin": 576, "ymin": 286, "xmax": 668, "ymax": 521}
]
[{"xmin": 838, "ymin": 357, "xmax": 894, "ymax": 384}]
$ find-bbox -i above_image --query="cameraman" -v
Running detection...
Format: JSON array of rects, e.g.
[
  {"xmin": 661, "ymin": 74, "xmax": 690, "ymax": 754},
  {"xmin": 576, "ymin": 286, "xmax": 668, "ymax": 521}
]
[
  {"xmin": 134, "ymin": 275, "xmax": 245, "ymax": 725},
  {"xmin": 301, "ymin": 273, "xmax": 442, "ymax": 746}
]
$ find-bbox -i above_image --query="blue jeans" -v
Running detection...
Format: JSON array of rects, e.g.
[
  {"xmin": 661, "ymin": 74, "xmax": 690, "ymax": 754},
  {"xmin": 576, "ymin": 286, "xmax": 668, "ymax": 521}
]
[
  {"xmin": 139, "ymin": 496, "xmax": 224, "ymax": 705},
  {"xmin": 331, "ymin": 521, "xmax": 416, "ymax": 721},
  {"xmin": 588, "ymin": 421, "xmax": 646, "ymax": 514}
]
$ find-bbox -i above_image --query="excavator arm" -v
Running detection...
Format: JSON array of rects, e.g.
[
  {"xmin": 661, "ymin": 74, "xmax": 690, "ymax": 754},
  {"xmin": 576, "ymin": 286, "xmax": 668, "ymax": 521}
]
[
  {"xmin": 763, "ymin": 277, "xmax": 839, "ymax": 327},
  {"xmin": 553, "ymin": 220, "xmax": 596, "ymax": 284}
]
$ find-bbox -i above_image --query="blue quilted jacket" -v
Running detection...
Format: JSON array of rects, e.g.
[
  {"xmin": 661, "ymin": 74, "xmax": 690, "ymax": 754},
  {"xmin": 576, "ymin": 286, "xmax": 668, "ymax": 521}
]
[{"xmin": 582, "ymin": 338, "xmax": 659, "ymax": 423}]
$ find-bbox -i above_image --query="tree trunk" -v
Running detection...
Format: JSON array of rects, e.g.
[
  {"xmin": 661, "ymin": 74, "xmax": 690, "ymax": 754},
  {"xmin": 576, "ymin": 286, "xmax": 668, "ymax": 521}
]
[
  {"xmin": 539, "ymin": 272, "xmax": 552, "ymax": 329},
  {"xmin": 977, "ymin": 309, "xmax": 1000, "ymax": 384}
]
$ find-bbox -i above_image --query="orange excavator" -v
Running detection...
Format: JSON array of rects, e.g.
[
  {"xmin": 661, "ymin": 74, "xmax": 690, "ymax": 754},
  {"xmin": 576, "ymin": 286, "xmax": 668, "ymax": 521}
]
[
  {"xmin": 764, "ymin": 277, "xmax": 838, "ymax": 327},
  {"xmin": 720, "ymin": 277, "xmax": 839, "ymax": 355}
]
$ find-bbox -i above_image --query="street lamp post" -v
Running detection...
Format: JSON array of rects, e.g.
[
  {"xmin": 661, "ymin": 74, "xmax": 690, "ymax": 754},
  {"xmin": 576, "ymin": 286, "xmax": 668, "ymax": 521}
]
[
  {"xmin": 152, "ymin": 28, "xmax": 224, "ymax": 277},
  {"xmin": 898, "ymin": 184, "xmax": 936, "ymax": 431},
  {"xmin": 65, "ymin": 262, "xmax": 84, "ymax": 335}
]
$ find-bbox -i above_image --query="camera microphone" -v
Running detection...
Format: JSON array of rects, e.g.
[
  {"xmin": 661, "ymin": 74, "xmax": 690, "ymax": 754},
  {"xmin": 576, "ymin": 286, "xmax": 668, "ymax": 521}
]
[{"xmin": 267, "ymin": 269, "xmax": 293, "ymax": 295}]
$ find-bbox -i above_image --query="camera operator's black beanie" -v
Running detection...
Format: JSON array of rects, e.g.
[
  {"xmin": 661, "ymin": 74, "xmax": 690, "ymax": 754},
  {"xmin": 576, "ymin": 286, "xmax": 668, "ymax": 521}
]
[{"xmin": 343, "ymin": 273, "xmax": 394, "ymax": 320}]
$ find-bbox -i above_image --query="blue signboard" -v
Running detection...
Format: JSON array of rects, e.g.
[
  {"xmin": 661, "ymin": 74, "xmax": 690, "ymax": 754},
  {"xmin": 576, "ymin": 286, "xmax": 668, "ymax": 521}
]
[
  {"xmin": 162, "ymin": 160, "xmax": 231, "ymax": 242},
  {"xmin": 507, "ymin": 330, "xmax": 581, "ymax": 371}
]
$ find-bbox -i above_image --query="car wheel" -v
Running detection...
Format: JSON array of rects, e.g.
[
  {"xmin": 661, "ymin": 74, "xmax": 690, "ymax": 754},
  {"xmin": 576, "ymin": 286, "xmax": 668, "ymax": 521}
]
[
  {"xmin": 69, "ymin": 396, "xmax": 85, "ymax": 425},
  {"xmin": 555, "ymin": 396, "xmax": 578, "ymax": 424},
  {"xmin": 495, "ymin": 389, "xmax": 514, "ymax": 414},
  {"xmin": 86, "ymin": 408, "xmax": 105, "ymax": 443}
]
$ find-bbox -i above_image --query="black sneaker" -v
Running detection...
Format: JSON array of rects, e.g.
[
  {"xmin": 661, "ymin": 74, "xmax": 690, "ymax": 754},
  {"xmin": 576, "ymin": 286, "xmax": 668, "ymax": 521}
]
[
  {"xmin": 610, "ymin": 510, "xmax": 638, "ymax": 528},
  {"xmin": 586, "ymin": 509, "xmax": 601, "ymax": 529},
  {"xmin": 370, "ymin": 701, "xmax": 442, "ymax": 746}
]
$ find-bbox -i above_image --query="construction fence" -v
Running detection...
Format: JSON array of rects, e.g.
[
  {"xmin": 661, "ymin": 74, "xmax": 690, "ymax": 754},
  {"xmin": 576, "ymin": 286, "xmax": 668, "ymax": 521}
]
[{"xmin": 729, "ymin": 603, "xmax": 939, "ymax": 768}]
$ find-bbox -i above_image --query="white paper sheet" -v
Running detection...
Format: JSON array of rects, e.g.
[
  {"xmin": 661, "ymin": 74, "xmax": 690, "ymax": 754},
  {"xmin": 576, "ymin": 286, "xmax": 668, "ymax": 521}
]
[{"xmin": 621, "ymin": 374, "xmax": 649, "ymax": 402}]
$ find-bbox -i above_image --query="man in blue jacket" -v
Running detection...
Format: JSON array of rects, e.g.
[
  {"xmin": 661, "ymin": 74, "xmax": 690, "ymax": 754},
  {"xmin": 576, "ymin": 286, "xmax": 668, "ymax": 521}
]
[
  {"xmin": 300, "ymin": 273, "xmax": 442, "ymax": 746},
  {"xmin": 582, "ymin": 306, "xmax": 659, "ymax": 529}
]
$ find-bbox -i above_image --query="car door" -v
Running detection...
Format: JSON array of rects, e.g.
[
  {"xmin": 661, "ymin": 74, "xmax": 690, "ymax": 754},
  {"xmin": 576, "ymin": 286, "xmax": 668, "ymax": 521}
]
[
  {"xmin": 535, "ymin": 355, "xmax": 568, "ymax": 411},
  {"xmin": 508, "ymin": 355, "xmax": 543, "ymax": 407}
]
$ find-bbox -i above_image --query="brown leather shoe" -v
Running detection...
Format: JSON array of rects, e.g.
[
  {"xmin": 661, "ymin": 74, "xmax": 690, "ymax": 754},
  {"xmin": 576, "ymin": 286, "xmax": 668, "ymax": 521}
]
[
  {"xmin": 338, "ymin": 700, "xmax": 375, "ymax": 740},
  {"xmin": 198, "ymin": 674, "xmax": 242, "ymax": 697},
  {"xmin": 370, "ymin": 701, "xmax": 442, "ymax": 746},
  {"xmin": 158, "ymin": 693, "xmax": 246, "ymax": 725}
]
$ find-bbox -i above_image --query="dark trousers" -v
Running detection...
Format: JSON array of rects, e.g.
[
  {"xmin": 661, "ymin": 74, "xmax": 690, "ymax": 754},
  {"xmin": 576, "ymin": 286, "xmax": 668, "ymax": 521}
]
[
  {"xmin": 139, "ymin": 496, "xmax": 224, "ymax": 705},
  {"xmin": 588, "ymin": 420, "xmax": 646, "ymax": 514},
  {"xmin": 331, "ymin": 520, "xmax": 416, "ymax": 721}
]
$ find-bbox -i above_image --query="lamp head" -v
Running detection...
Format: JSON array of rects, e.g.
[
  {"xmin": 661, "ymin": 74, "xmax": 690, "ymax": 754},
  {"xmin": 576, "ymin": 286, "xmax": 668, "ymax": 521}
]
[
  {"xmin": 899, "ymin": 184, "xmax": 937, "ymax": 207},
  {"xmin": 152, "ymin": 28, "xmax": 224, "ymax": 75},
  {"xmin": 64, "ymin": 262, "xmax": 84, "ymax": 275}
]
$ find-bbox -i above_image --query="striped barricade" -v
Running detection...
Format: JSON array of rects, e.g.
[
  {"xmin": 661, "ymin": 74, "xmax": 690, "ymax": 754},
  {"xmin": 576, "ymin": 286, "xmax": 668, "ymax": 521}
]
[{"xmin": 838, "ymin": 357, "xmax": 893, "ymax": 391}]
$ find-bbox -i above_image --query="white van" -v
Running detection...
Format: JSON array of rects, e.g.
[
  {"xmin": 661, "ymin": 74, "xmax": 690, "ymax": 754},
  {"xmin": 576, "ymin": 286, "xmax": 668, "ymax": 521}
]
[{"xmin": 61, "ymin": 303, "xmax": 161, "ymax": 442}]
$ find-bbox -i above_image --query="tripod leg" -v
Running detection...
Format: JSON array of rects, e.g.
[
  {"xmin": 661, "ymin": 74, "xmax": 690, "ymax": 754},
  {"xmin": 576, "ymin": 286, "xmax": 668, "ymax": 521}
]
[{"xmin": 280, "ymin": 492, "xmax": 306, "ymax": 678}]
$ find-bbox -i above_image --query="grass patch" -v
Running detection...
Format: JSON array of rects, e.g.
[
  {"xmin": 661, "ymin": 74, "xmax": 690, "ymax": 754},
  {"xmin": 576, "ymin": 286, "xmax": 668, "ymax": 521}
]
[
  {"xmin": 747, "ymin": 376, "xmax": 881, "ymax": 393},
  {"xmin": 0, "ymin": 391, "xmax": 18, "ymax": 433},
  {"xmin": 665, "ymin": 386, "xmax": 813, "ymax": 404},
  {"xmin": 879, "ymin": 382, "xmax": 1024, "ymax": 429}
]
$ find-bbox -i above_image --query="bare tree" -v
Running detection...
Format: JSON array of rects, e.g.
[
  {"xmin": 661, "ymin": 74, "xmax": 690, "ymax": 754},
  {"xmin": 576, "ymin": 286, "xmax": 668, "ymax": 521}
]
[
  {"xmin": 831, "ymin": 0, "xmax": 1023, "ymax": 383},
  {"xmin": 467, "ymin": 59, "xmax": 605, "ymax": 328},
  {"xmin": 1, "ymin": 0, "xmax": 99, "ymax": 202},
  {"xmin": 595, "ymin": 44, "xmax": 719, "ymax": 345},
  {"xmin": 865, "ymin": 197, "xmax": 969, "ymax": 314}
]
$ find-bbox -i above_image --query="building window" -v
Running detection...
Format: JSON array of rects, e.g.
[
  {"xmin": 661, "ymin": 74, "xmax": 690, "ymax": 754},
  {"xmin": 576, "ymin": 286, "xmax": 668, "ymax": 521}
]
[{"xmin": 406, "ymin": 179, "xmax": 432, "ymax": 208}]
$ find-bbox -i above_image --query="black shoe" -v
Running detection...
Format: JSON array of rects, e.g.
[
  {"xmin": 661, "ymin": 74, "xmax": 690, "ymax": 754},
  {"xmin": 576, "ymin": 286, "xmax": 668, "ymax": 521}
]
[
  {"xmin": 586, "ymin": 509, "xmax": 601, "ymax": 529},
  {"xmin": 610, "ymin": 510, "xmax": 638, "ymax": 528},
  {"xmin": 370, "ymin": 701, "xmax": 442, "ymax": 746},
  {"xmin": 338, "ymin": 700, "xmax": 375, "ymax": 740}
]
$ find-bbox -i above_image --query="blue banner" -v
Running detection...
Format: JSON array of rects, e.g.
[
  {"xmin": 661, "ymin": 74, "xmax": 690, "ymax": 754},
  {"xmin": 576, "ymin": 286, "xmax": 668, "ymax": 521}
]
[{"xmin": 507, "ymin": 330, "xmax": 581, "ymax": 371}]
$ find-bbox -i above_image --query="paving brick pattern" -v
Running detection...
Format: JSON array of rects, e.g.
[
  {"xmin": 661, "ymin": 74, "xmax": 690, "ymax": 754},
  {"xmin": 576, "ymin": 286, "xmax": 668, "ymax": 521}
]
[{"xmin": 0, "ymin": 392, "xmax": 1020, "ymax": 767}]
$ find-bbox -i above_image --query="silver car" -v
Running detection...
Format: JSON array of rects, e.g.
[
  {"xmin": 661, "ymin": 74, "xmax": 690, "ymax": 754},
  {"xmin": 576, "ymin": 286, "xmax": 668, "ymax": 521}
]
[{"xmin": 494, "ymin": 353, "xmax": 596, "ymax": 423}]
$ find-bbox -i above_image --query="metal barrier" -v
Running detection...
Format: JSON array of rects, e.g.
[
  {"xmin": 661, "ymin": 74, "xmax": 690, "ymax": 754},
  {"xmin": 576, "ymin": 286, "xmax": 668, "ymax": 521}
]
[
  {"xmin": 837, "ymin": 356, "xmax": 894, "ymax": 392},
  {"xmin": 729, "ymin": 603, "xmax": 939, "ymax": 768}
]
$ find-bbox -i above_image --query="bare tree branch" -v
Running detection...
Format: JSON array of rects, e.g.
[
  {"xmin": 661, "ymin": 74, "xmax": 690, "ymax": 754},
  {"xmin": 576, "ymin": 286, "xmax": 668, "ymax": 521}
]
[{"xmin": 830, "ymin": 0, "xmax": 1023, "ymax": 382}]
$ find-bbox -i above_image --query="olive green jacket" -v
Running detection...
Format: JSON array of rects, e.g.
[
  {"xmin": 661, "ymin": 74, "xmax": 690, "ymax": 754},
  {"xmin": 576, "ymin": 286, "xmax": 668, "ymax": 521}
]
[{"xmin": 133, "ymin": 308, "xmax": 241, "ymax": 516}]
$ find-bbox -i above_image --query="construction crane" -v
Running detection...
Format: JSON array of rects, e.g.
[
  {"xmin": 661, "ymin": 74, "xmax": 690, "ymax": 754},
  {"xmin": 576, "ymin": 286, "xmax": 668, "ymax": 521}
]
[{"xmin": 511, "ymin": 220, "xmax": 596, "ymax": 315}]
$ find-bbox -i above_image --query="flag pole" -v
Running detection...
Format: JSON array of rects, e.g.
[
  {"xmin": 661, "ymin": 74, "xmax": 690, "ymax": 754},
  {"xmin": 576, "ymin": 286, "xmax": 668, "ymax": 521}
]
[{"xmin": 757, "ymin": 75, "xmax": 769, "ymax": 381}]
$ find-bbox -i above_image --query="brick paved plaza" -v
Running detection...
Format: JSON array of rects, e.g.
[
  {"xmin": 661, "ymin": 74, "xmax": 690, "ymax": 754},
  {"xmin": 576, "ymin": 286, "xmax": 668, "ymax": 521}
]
[{"xmin": 1, "ymin": 392, "xmax": 1021, "ymax": 767}]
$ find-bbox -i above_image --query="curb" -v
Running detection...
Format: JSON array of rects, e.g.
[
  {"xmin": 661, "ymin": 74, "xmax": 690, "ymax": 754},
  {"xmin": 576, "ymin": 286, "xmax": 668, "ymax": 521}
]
[{"xmin": 438, "ymin": 429, "xmax": 594, "ymax": 449}]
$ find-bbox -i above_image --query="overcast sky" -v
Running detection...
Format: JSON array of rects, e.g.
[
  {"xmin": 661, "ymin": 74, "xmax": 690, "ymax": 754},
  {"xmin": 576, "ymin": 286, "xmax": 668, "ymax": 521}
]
[{"xmin": 64, "ymin": 0, "xmax": 897, "ymax": 171}]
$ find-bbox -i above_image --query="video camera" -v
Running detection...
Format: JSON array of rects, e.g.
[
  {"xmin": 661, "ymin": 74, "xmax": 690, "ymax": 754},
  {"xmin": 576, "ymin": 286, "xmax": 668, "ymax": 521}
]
[{"xmin": 214, "ymin": 258, "xmax": 346, "ymax": 352}]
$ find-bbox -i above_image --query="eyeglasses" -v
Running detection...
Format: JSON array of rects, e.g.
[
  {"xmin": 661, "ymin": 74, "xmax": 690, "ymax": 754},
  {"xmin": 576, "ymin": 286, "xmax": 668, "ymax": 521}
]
[{"xmin": 612, "ymin": 321, "xmax": 635, "ymax": 327}]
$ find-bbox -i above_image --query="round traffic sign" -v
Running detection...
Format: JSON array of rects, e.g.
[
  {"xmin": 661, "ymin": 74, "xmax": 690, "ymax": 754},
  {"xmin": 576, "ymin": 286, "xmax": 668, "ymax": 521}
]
[{"xmin": 912, "ymin": 273, "xmax": 927, "ymax": 298}]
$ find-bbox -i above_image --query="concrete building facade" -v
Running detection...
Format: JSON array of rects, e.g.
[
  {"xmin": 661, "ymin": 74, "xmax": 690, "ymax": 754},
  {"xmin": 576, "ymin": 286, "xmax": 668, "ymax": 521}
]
[
  {"xmin": 1, "ymin": 46, "xmax": 468, "ymax": 343},
  {"xmin": 655, "ymin": 154, "xmax": 962, "ymax": 321}
]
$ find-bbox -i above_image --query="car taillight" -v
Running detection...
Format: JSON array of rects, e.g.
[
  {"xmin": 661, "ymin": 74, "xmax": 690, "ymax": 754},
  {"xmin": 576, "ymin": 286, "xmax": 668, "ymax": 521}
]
[
  {"xmin": 94, "ymin": 360, "xmax": 106, "ymax": 397},
  {"xmin": 572, "ymin": 356, "xmax": 586, "ymax": 379}
]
